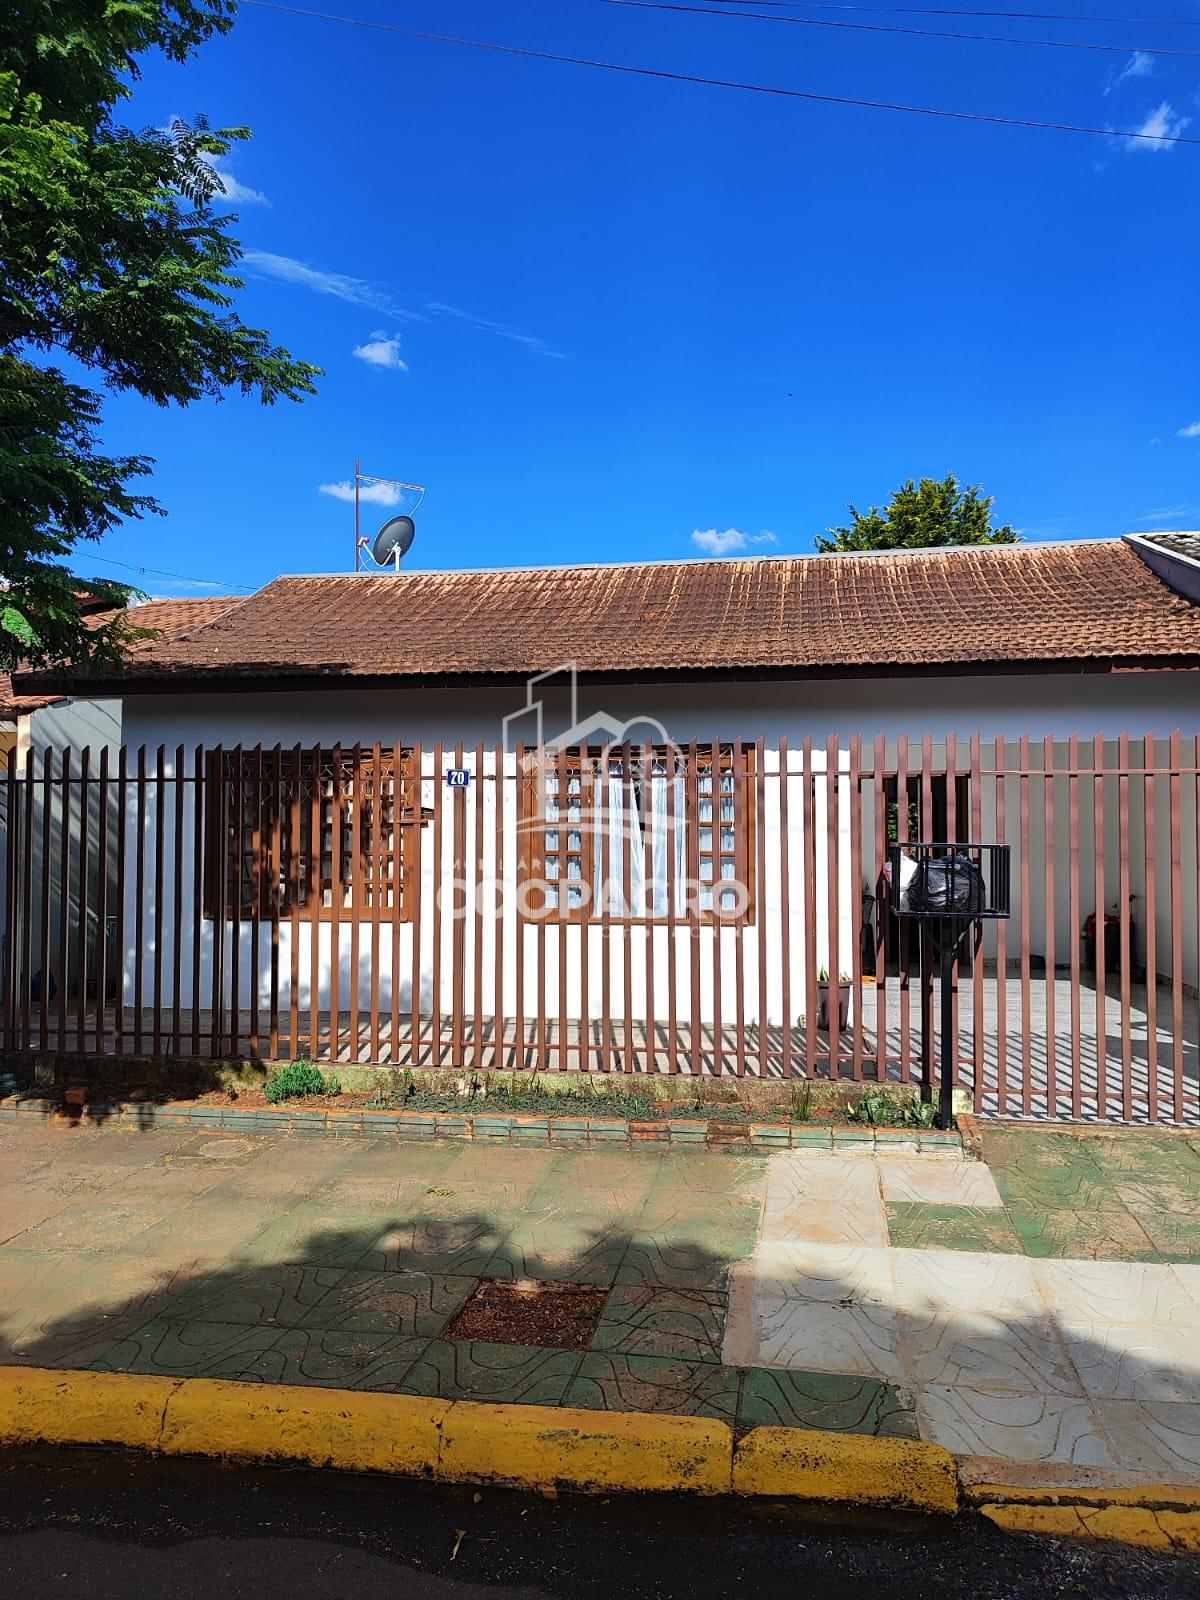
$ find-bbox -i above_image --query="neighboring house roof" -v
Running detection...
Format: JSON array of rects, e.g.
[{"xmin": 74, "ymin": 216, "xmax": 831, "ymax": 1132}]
[
  {"xmin": 16, "ymin": 538, "xmax": 1200, "ymax": 693},
  {"xmin": 1, "ymin": 595, "xmax": 240, "ymax": 717},
  {"xmin": 1137, "ymin": 532, "xmax": 1200, "ymax": 562}
]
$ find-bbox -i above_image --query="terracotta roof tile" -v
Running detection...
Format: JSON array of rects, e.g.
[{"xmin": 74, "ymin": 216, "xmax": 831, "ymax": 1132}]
[{"xmin": 20, "ymin": 542, "xmax": 1200, "ymax": 689}]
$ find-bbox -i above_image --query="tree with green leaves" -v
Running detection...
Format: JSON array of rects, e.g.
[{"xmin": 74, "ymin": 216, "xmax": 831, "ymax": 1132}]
[
  {"xmin": 815, "ymin": 474, "xmax": 1018, "ymax": 555},
  {"xmin": 0, "ymin": 0, "xmax": 318, "ymax": 670}
]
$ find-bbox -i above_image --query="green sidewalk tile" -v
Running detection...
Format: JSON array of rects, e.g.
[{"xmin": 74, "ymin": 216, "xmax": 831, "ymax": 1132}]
[
  {"xmin": 565, "ymin": 1351, "xmax": 741, "ymax": 1423},
  {"xmin": 738, "ymin": 1367, "xmax": 920, "ymax": 1437},
  {"xmin": 1130, "ymin": 1212, "xmax": 1200, "ymax": 1263},
  {"xmin": 591, "ymin": 1286, "xmax": 728, "ymax": 1363},
  {"xmin": 885, "ymin": 1202, "xmax": 1025, "ymax": 1255},
  {"xmin": 268, "ymin": 1327, "xmax": 428, "ymax": 1390},
  {"xmin": 299, "ymin": 1268, "xmax": 477, "ymax": 1337},
  {"xmin": 89, "ymin": 1317, "xmax": 287, "ymax": 1382},
  {"xmin": 1010, "ymin": 1207, "xmax": 1162, "ymax": 1262},
  {"xmin": 397, "ymin": 1338, "xmax": 582, "ymax": 1405}
]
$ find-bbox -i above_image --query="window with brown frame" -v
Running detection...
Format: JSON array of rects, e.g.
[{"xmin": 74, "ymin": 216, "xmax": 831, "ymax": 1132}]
[
  {"xmin": 517, "ymin": 744, "xmax": 756, "ymax": 923},
  {"xmin": 204, "ymin": 748, "xmax": 423, "ymax": 920}
]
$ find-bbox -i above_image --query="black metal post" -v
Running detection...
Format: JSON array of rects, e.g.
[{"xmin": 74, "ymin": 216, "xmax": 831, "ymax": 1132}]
[{"xmin": 938, "ymin": 916, "xmax": 955, "ymax": 1130}]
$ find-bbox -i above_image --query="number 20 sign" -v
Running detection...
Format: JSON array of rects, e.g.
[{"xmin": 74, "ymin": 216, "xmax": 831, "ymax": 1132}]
[{"xmin": 445, "ymin": 768, "xmax": 471, "ymax": 789}]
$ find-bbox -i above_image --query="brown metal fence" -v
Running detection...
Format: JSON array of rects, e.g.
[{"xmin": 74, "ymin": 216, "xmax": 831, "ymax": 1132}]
[{"xmin": 1, "ymin": 735, "xmax": 1197, "ymax": 1124}]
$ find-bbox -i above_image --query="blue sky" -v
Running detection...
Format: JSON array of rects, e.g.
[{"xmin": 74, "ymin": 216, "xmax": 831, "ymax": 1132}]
[{"xmin": 93, "ymin": 0, "xmax": 1200, "ymax": 597}]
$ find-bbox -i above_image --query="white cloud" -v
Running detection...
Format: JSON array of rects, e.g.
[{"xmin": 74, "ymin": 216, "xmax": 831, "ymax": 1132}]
[
  {"xmin": 425, "ymin": 300, "xmax": 566, "ymax": 359},
  {"xmin": 1104, "ymin": 51, "xmax": 1155, "ymax": 96},
  {"xmin": 1121, "ymin": 101, "xmax": 1190, "ymax": 152},
  {"xmin": 318, "ymin": 480, "xmax": 403, "ymax": 507},
  {"xmin": 244, "ymin": 252, "xmax": 421, "ymax": 318},
  {"xmin": 352, "ymin": 332, "xmax": 408, "ymax": 372},
  {"xmin": 1130, "ymin": 503, "xmax": 1199, "ymax": 526},
  {"xmin": 1178, "ymin": 421, "xmax": 1200, "ymax": 438},
  {"xmin": 203, "ymin": 156, "xmax": 268, "ymax": 206},
  {"xmin": 690, "ymin": 528, "xmax": 779, "ymax": 556}
]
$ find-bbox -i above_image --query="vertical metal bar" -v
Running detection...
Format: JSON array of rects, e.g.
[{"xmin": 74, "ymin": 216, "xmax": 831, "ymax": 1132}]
[
  {"xmin": 665, "ymin": 742, "xmax": 679, "ymax": 1075},
  {"xmin": 826, "ymin": 734, "xmax": 841, "ymax": 1078},
  {"xmin": 919, "ymin": 734, "xmax": 934, "ymax": 1100},
  {"xmin": 94, "ymin": 747, "xmax": 110, "ymax": 1056},
  {"xmin": 406, "ymin": 741, "xmax": 421, "ymax": 1067},
  {"xmin": 896, "ymin": 733, "xmax": 911, "ymax": 1084},
  {"xmin": 268, "ymin": 744, "xmax": 282, "ymax": 1060},
  {"xmin": 848, "ymin": 734, "xmax": 863, "ymax": 1079},
  {"xmin": 148, "ymin": 744, "xmax": 164, "ymax": 1058},
  {"xmin": 578, "ymin": 747, "xmax": 591, "ymax": 1071},
  {"xmin": 560, "ymin": 739, "xmax": 569, "ymax": 1075},
  {"xmin": 492, "ymin": 740, "xmax": 504, "ymax": 1072},
  {"xmin": 327, "ymin": 743, "xmax": 343, "ymax": 1067},
  {"xmin": 512, "ymin": 743, "xmax": 522, "ymax": 1071},
  {"xmin": 56, "ymin": 751, "xmax": 71, "ymax": 1053},
  {"xmin": 1143, "ymin": 732, "xmax": 1158, "ymax": 1123},
  {"xmin": 170, "ymin": 746, "xmax": 184, "ymax": 1056},
  {"xmin": 74, "ymin": 748, "xmax": 91, "ymax": 1054},
  {"xmin": 3, "ymin": 753, "xmax": 17, "ymax": 1051},
  {"xmin": 600, "ymin": 740, "xmax": 613, "ymax": 1072},
  {"xmin": 970, "ymin": 733, "xmax": 985, "ymax": 1109},
  {"xmin": 644, "ymin": 739, "xmax": 657, "ymax": 1077},
  {"xmin": 709, "ymin": 738, "xmax": 723, "ymax": 1079},
  {"xmin": 228, "ymin": 743, "xmax": 243, "ymax": 1060},
  {"xmin": 19, "ymin": 748, "xmax": 33, "ymax": 1048},
  {"xmin": 288, "ymin": 742, "xmax": 302, "ymax": 1060},
  {"xmin": 210, "ymin": 746, "xmax": 227, "ymax": 1060},
  {"xmin": 38, "ymin": 748, "xmax": 53, "ymax": 1052},
  {"xmin": 1068, "ymin": 733, "xmax": 1082, "ymax": 1119},
  {"xmin": 1092, "ymin": 733, "xmax": 1107, "ymax": 1123},
  {"xmin": 472, "ymin": 741, "xmax": 486, "ymax": 1070},
  {"xmin": 685, "ymin": 740, "xmax": 701, "ymax": 1077},
  {"xmin": 347, "ymin": 744, "xmax": 362, "ymax": 1065},
  {"xmin": 451, "ymin": 739, "xmax": 466, "ymax": 1069},
  {"xmin": 189, "ymin": 746, "xmax": 202, "ymax": 1060},
  {"xmin": 1118, "ymin": 732, "xmax": 1133, "ymax": 1121},
  {"xmin": 1019, "ymin": 734, "xmax": 1032, "ymax": 1117},
  {"xmin": 368, "ymin": 740, "xmax": 382, "ymax": 1066},
  {"xmin": 535, "ymin": 740, "xmax": 547, "ymax": 1073},
  {"xmin": 756, "ymin": 735, "xmax": 768, "ymax": 1079},
  {"xmin": 946, "ymin": 731, "xmax": 958, "ymax": 1092},
  {"xmin": 994, "ymin": 736, "xmax": 1008, "ymax": 1116},
  {"xmin": 621, "ymin": 738, "xmax": 635, "ymax": 1075},
  {"xmin": 1170, "ymin": 730, "xmax": 1184, "ymax": 1123},
  {"xmin": 873, "ymin": 734, "xmax": 887, "ymax": 1084},
  {"xmin": 731, "ymin": 736, "xmax": 747, "ymax": 1080},
  {"xmin": 308, "ymin": 744, "xmax": 322, "ymax": 1059},
  {"xmin": 247, "ymin": 745, "xmax": 261, "ymax": 1061},
  {"xmin": 780, "ymin": 736, "xmax": 794, "ymax": 1082},
  {"xmin": 1042, "ymin": 734, "xmax": 1056, "ymax": 1120},
  {"xmin": 802, "ymin": 736, "xmax": 817, "ymax": 1079}
]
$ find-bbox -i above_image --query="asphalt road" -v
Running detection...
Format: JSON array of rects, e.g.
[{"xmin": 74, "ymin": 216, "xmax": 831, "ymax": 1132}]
[{"xmin": 1, "ymin": 1447, "xmax": 1198, "ymax": 1600}]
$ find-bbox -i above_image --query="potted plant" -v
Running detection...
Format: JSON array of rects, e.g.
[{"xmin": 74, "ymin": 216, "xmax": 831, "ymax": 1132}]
[{"xmin": 817, "ymin": 968, "xmax": 851, "ymax": 1030}]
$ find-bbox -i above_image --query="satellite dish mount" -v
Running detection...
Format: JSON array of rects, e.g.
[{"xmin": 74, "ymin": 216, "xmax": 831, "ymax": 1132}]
[{"xmin": 353, "ymin": 460, "xmax": 426, "ymax": 571}]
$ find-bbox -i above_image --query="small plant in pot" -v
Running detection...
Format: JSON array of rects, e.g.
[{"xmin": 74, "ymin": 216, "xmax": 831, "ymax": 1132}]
[{"xmin": 816, "ymin": 967, "xmax": 851, "ymax": 1030}]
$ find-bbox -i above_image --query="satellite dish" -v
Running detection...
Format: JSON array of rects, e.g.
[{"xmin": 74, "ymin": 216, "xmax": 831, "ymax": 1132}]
[{"xmin": 371, "ymin": 515, "xmax": 416, "ymax": 569}]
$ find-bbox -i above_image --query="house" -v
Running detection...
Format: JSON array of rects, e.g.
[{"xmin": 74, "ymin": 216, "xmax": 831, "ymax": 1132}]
[{"xmin": 6, "ymin": 535, "xmax": 1200, "ymax": 1126}]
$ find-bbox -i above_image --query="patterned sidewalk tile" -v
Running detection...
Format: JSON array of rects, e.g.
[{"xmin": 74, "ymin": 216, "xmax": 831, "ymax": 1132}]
[
  {"xmin": 268, "ymin": 1327, "xmax": 428, "ymax": 1390},
  {"xmin": 1057, "ymin": 1320, "xmax": 1200, "ymax": 1405},
  {"xmin": 1095, "ymin": 1399, "xmax": 1200, "ymax": 1483},
  {"xmin": 879, "ymin": 1160, "xmax": 1003, "ymax": 1208},
  {"xmin": 1033, "ymin": 1258, "xmax": 1200, "ymax": 1327},
  {"xmin": 357, "ymin": 1216, "xmax": 508, "ymax": 1277},
  {"xmin": 590, "ymin": 1286, "xmax": 727, "ymax": 1363},
  {"xmin": 616, "ymin": 1235, "xmax": 744, "ymax": 1293},
  {"xmin": 762, "ymin": 1197, "xmax": 888, "ymax": 1248},
  {"xmin": 765, "ymin": 1155, "xmax": 882, "ymax": 1206},
  {"xmin": 299, "ymin": 1268, "xmax": 476, "ymax": 1337},
  {"xmin": 885, "ymin": 1203, "xmax": 1024, "ymax": 1255},
  {"xmin": 1130, "ymin": 1213, "xmax": 1200, "ymax": 1264},
  {"xmin": 737, "ymin": 1366, "xmax": 919, "ymax": 1437},
  {"xmin": 915, "ymin": 1384, "xmax": 1118, "ymax": 1467},
  {"xmin": 751, "ymin": 1291, "xmax": 905, "ymax": 1382},
  {"xmin": 158, "ymin": 1262, "xmax": 349, "ymax": 1329},
  {"xmin": 485, "ymin": 1224, "xmax": 630, "ymax": 1284},
  {"xmin": 565, "ymin": 1352, "xmax": 742, "ymax": 1422},
  {"xmin": 88, "ymin": 1317, "xmax": 288, "ymax": 1382},
  {"xmin": 397, "ymin": 1339, "xmax": 582, "ymax": 1405},
  {"xmin": 1010, "ymin": 1208, "xmax": 1162, "ymax": 1262}
]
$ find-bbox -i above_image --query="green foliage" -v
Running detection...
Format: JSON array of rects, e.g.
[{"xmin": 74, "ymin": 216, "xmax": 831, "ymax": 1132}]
[
  {"xmin": 847, "ymin": 1089, "xmax": 938, "ymax": 1127},
  {"xmin": 788, "ymin": 1081, "xmax": 813, "ymax": 1122},
  {"xmin": 263, "ymin": 1060, "xmax": 339, "ymax": 1104},
  {"xmin": 0, "ymin": 1, "xmax": 319, "ymax": 669},
  {"xmin": 816, "ymin": 474, "xmax": 1018, "ymax": 556}
]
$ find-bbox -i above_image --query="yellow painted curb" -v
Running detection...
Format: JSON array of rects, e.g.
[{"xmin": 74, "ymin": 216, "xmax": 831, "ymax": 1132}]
[
  {"xmin": 732, "ymin": 1426, "xmax": 959, "ymax": 1514},
  {"xmin": 0, "ymin": 1366, "xmax": 172, "ymax": 1453},
  {"xmin": 160, "ymin": 1380, "xmax": 449, "ymax": 1478},
  {"xmin": 980, "ymin": 1501, "xmax": 1200, "ymax": 1553},
  {"xmin": 438, "ymin": 1402, "xmax": 732, "ymax": 1495}
]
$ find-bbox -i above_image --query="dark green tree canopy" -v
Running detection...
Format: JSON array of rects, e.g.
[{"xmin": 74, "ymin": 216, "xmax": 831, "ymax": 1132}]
[
  {"xmin": 816, "ymin": 474, "xmax": 1019, "ymax": 555},
  {"xmin": 0, "ymin": 0, "xmax": 318, "ymax": 670}
]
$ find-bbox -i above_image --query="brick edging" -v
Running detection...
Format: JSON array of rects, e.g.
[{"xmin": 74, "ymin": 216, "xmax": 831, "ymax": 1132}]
[{"xmin": 0, "ymin": 1095, "xmax": 967, "ymax": 1155}]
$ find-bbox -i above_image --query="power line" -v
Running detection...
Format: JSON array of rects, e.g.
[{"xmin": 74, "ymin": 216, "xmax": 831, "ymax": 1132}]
[
  {"xmin": 86, "ymin": 553, "xmax": 252, "ymax": 593},
  {"xmin": 241, "ymin": 0, "xmax": 1200, "ymax": 146},
  {"xmin": 694, "ymin": 0, "xmax": 1200, "ymax": 24},
  {"xmin": 592, "ymin": 0, "xmax": 1200, "ymax": 57}
]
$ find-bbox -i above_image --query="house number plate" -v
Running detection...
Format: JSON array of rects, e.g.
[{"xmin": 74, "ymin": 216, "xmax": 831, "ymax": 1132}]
[{"xmin": 445, "ymin": 768, "xmax": 471, "ymax": 788}]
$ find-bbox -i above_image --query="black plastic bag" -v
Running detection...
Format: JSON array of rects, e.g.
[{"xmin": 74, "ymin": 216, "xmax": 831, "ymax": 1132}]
[{"xmin": 907, "ymin": 853, "xmax": 985, "ymax": 915}]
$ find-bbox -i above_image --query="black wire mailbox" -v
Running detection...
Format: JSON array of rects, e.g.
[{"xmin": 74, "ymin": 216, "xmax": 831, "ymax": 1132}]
[{"xmin": 887, "ymin": 842, "xmax": 1012, "ymax": 1128}]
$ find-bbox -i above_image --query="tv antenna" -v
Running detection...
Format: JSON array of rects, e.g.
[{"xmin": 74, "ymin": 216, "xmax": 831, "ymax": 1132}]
[{"xmin": 353, "ymin": 460, "xmax": 426, "ymax": 571}]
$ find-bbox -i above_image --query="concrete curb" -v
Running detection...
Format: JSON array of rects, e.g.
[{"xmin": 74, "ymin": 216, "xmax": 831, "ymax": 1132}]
[
  {"xmin": 0, "ymin": 1095, "xmax": 970, "ymax": 1156},
  {"xmin": 0, "ymin": 1365, "xmax": 954, "ymax": 1510},
  {"xmin": 966, "ymin": 1481, "xmax": 1200, "ymax": 1553}
]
